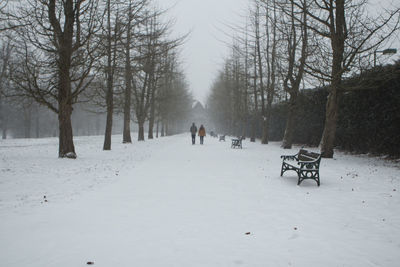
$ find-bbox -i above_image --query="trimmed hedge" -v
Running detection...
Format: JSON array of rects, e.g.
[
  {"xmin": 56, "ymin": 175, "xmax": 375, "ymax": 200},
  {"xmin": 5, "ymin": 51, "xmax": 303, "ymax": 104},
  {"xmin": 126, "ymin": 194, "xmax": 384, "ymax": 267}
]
[{"xmin": 269, "ymin": 62, "xmax": 400, "ymax": 158}]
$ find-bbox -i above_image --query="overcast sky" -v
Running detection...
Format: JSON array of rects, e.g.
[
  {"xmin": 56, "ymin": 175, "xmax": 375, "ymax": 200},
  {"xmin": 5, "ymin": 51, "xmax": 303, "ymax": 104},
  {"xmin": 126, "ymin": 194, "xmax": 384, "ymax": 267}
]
[{"xmin": 158, "ymin": 0, "xmax": 250, "ymax": 104}]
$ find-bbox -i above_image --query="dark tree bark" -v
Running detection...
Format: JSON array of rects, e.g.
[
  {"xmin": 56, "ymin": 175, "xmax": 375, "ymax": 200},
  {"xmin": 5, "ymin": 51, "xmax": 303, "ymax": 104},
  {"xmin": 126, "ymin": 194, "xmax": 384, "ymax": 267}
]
[
  {"xmin": 7, "ymin": 0, "xmax": 101, "ymax": 158},
  {"xmin": 320, "ymin": 0, "xmax": 346, "ymax": 158},
  {"xmin": 148, "ymin": 87, "xmax": 156, "ymax": 139},
  {"xmin": 156, "ymin": 117, "xmax": 159, "ymax": 138},
  {"xmin": 103, "ymin": 90, "xmax": 113, "ymax": 150},
  {"xmin": 0, "ymin": 41, "xmax": 12, "ymax": 139},
  {"xmin": 1, "ymin": 122, "xmax": 6, "ymax": 139},
  {"xmin": 138, "ymin": 120, "xmax": 145, "ymax": 141},
  {"xmin": 165, "ymin": 119, "xmax": 169, "ymax": 136},
  {"xmin": 262, "ymin": 0, "xmax": 277, "ymax": 145},
  {"xmin": 282, "ymin": 0, "xmax": 308, "ymax": 149},
  {"xmin": 250, "ymin": 42, "xmax": 258, "ymax": 142},
  {"xmin": 35, "ymin": 105, "xmax": 40, "ymax": 138},
  {"xmin": 58, "ymin": 102, "xmax": 75, "ymax": 157},
  {"xmin": 0, "ymin": 100, "xmax": 7, "ymax": 139},
  {"xmin": 23, "ymin": 105, "xmax": 31, "ymax": 138},
  {"xmin": 122, "ymin": 75, "xmax": 132, "ymax": 144},
  {"xmin": 160, "ymin": 120, "xmax": 165, "ymax": 137},
  {"xmin": 254, "ymin": 3, "xmax": 267, "ymax": 144},
  {"xmin": 103, "ymin": 0, "xmax": 115, "ymax": 150},
  {"xmin": 282, "ymin": 93, "xmax": 298, "ymax": 148},
  {"xmin": 296, "ymin": 0, "xmax": 400, "ymax": 158},
  {"xmin": 50, "ymin": 0, "xmax": 77, "ymax": 157},
  {"xmin": 122, "ymin": 2, "xmax": 134, "ymax": 144}
]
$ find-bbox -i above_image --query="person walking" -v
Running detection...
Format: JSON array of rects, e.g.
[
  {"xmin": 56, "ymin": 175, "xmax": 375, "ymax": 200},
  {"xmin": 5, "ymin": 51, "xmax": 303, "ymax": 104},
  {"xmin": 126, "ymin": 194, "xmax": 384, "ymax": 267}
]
[
  {"xmin": 190, "ymin": 122, "xmax": 197, "ymax": 145},
  {"xmin": 198, "ymin": 124, "xmax": 206, "ymax": 145}
]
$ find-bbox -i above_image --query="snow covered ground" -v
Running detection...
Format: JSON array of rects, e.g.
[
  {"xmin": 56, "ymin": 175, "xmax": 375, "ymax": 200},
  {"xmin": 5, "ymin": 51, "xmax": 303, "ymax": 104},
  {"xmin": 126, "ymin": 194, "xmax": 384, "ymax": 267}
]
[{"xmin": 1, "ymin": 134, "xmax": 399, "ymax": 267}]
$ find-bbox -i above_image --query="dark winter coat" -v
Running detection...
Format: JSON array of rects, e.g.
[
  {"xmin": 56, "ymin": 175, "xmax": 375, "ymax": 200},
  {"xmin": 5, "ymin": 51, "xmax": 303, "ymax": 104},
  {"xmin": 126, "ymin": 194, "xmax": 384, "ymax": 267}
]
[{"xmin": 190, "ymin": 125, "xmax": 197, "ymax": 135}]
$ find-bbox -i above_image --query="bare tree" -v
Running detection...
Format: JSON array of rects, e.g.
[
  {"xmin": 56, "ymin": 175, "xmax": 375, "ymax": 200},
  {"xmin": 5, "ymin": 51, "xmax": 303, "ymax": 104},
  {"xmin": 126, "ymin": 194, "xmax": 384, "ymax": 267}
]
[
  {"xmin": 7, "ymin": 0, "xmax": 102, "ymax": 158},
  {"xmin": 0, "ymin": 0, "xmax": 13, "ymax": 32},
  {"xmin": 133, "ymin": 12, "xmax": 164, "ymax": 141},
  {"xmin": 279, "ymin": 0, "xmax": 309, "ymax": 149},
  {"xmin": 157, "ymin": 52, "xmax": 192, "ymax": 136},
  {"xmin": 253, "ymin": 2, "xmax": 268, "ymax": 143},
  {"xmin": 261, "ymin": 0, "xmax": 279, "ymax": 144},
  {"xmin": 118, "ymin": 0, "xmax": 151, "ymax": 144},
  {"xmin": 0, "ymin": 40, "xmax": 13, "ymax": 139},
  {"xmin": 102, "ymin": 0, "xmax": 123, "ymax": 150},
  {"xmin": 295, "ymin": 0, "xmax": 400, "ymax": 157}
]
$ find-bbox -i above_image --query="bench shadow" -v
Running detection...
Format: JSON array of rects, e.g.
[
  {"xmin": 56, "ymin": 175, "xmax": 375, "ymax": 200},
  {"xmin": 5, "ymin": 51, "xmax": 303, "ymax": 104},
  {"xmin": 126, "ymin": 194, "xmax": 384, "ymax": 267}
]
[{"xmin": 279, "ymin": 174, "xmax": 321, "ymax": 187}]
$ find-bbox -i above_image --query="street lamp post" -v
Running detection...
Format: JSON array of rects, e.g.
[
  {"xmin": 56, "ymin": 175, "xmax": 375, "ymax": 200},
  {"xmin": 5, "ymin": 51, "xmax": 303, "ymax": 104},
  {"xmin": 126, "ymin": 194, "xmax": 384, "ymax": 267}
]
[{"xmin": 374, "ymin": 48, "xmax": 397, "ymax": 67}]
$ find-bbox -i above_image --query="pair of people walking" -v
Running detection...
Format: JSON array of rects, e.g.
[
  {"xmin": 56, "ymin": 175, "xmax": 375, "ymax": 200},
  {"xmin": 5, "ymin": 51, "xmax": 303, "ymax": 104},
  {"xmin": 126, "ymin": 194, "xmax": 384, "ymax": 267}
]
[{"xmin": 190, "ymin": 123, "xmax": 206, "ymax": 145}]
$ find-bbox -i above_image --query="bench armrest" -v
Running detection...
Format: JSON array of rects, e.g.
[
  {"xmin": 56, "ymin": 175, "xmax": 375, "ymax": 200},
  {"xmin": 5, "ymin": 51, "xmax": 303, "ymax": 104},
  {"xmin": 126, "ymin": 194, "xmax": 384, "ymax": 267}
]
[
  {"xmin": 281, "ymin": 154, "xmax": 298, "ymax": 160},
  {"xmin": 298, "ymin": 159, "xmax": 320, "ymax": 169}
]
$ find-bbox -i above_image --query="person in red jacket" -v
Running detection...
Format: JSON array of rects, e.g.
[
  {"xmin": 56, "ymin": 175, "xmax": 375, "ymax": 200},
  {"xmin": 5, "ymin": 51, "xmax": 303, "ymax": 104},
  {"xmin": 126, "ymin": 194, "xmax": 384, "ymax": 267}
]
[{"xmin": 198, "ymin": 124, "xmax": 206, "ymax": 145}]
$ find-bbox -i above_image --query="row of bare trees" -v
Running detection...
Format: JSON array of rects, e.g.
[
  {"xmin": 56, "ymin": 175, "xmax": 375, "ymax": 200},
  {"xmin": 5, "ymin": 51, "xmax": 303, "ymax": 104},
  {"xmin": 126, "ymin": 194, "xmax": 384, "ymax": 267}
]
[
  {"xmin": 207, "ymin": 0, "xmax": 399, "ymax": 158},
  {"xmin": 0, "ymin": 0, "xmax": 192, "ymax": 158}
]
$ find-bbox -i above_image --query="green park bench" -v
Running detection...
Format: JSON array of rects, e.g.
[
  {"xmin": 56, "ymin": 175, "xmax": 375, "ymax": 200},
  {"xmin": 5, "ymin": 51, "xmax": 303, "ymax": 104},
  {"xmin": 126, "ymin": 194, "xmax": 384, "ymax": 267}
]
[
  {"xmin": 280, "ymin": 149, "xmax": 321, "ymax": 186},
  {"xmin": 231, "ymin": 136, "xmax": 244, "ymax": 149}
]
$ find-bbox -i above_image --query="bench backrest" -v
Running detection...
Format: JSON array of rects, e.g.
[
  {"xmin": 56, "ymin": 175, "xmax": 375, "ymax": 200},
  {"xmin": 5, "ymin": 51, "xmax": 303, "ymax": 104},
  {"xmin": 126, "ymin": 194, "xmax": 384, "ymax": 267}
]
[{"xmin": 298, "ymin": 149, "xmax": 321, "ymax": 161}]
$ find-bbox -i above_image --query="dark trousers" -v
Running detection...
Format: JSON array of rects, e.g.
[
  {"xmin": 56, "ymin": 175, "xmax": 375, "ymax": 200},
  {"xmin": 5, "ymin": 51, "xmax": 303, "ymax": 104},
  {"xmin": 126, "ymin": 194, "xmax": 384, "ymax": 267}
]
[
  {"xmin": 191, "ymin": 134, "xmax": 196, "ymax": 144},
  {"xmin": 200, "ymin": 136, "xmax": 204, "ymax": 145}
]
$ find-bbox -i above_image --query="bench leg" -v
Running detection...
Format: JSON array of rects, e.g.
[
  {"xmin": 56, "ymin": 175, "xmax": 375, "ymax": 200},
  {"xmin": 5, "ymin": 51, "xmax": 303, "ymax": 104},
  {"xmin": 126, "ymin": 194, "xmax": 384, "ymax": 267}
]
[
  {"xmin": 297, "ymin": 170, "xmax": 320, "ymax": 186},
  {"xmin": 280, "ymin": 161, "xmax": 294, "ymax": 176}
]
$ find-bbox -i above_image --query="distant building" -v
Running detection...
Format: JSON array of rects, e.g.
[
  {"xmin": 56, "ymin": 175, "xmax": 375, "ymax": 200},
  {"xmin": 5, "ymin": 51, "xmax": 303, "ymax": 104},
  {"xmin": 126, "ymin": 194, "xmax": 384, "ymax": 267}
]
[{"xmin": 190, "ymin": 100, "xmax": 209, "ymax": 127}]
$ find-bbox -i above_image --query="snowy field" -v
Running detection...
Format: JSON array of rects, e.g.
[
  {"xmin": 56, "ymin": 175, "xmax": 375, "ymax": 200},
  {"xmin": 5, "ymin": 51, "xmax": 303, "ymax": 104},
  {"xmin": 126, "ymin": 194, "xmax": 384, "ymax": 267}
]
[{"xmin": 1, "ymin": 134, "xmax": 400, "ymax": 267}]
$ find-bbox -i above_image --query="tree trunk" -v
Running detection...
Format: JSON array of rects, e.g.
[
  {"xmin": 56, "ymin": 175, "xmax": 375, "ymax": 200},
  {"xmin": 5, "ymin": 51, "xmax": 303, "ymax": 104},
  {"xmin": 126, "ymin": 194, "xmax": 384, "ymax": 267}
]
[
  {"xmin": 23, "ymin": 107, "xmax": 31, "ymax": 138},
  {"xmin": 261, "ymin": 117, "xmax": 268, "ymax": 144},
  {"xmin": 35, "ymin": 106, "xmax": 40, "ymax": 138},
  {"xmin": 0, "ymin": 100, "xmax": 6, "ymax": 139},
  {"xmin": 148, "ymin": 99, "xmax": 155, "ymax": 139},
  {"xmin": 255, "ymin": 3, "xmax": 266, "ymax": 144},
  {"xmin": 320, "ymin": 0, "xmax": 345, "ymax": 158},
  {"xmin": 138, "ymin": 120, "xmax": 145, "ymax": 141},
  {"xmin": 282, "ymin": 94, "xmax": 298, "ymax": 149},
  {"xmin": 262, "ymin": 92, "xmax": 274, "ymax": 144},
  {"xmin": 320, "ymin": 86, "xmax": 340, "ymax": 158},
  {"xmin": 165, "ymin": 120, "xmax": 169, "ymax": 136},
  {"xmin": 57, "ymin": 53, "xmax": 75, "ymax": 158},
  {"xmin": 161, "ymin": 120, "xmax": 165, "ymax": 137},
  {"xmin": 148, "ymin": 120, "xmax": 154, "ymax": 139},
  {"xmin": 262, "ymin": 1, "xmax": 277, "ymax": 145},
  {"xmin": 2, "ymin": 125, "xmax": 6, "ymax": 139},
  {"xmin": 156, "ymin": 118, "xmax": 159, "ymax": 138},
  {"xmin": 148, "ymin": 74, "xmax": 156, "ymax": 139},
  {"xmin": 122, "ymin": 3, "xmax": 133, "ymax": 144},
  {"xmin": 250, "ymin": 114, "xmax": 256, "ymax": 142},
  {"xmin": 122, "ymin": 75, "xmax": 132, "ymax": 143},
  {"xmin": 58, "ymin": 102, "xmax": 76, "ymax": 158},
  {"xmin": 251, "ymin": 47, "xmax": 258, "ymax": 143},
  {"xmin": 103, "ymin": 0, "xmax": 114, "ymax": 151},
  {"xmin": 103, "ymin": 98, "xmax": 113, "ymax": 150},
  {"xmin": 1, "ymin": 103, "xmax": 7, "ymax": 139}
]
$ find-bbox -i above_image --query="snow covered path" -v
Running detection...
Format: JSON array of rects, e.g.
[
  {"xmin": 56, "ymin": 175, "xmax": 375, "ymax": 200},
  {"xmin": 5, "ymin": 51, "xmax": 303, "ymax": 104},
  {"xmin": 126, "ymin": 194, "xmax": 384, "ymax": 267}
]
[{"xmin": 1, "ymin": 134, "xmax": 400, "ymax": 266}]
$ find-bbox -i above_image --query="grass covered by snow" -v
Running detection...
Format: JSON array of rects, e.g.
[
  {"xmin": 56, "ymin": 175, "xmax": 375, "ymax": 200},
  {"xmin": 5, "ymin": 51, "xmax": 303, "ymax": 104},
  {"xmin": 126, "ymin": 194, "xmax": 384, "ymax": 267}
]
[{"xmin": 1, "ymin": 134, "xmax": 399, "ymax": 266}]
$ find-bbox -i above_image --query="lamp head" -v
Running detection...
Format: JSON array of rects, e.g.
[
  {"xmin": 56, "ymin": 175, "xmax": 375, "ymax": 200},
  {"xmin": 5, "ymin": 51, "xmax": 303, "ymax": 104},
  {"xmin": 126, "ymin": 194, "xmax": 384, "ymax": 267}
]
[{"xmin": 382, "ymin": 48, "xmax": 397, "ymax": 55}]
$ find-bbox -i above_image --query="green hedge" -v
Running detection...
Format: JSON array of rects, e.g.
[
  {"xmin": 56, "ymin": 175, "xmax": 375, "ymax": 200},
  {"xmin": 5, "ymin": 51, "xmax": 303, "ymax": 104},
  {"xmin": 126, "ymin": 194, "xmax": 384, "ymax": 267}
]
[{"xmin": 269, "ymin": 62, "xmax": 400, "ymax": 158}]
